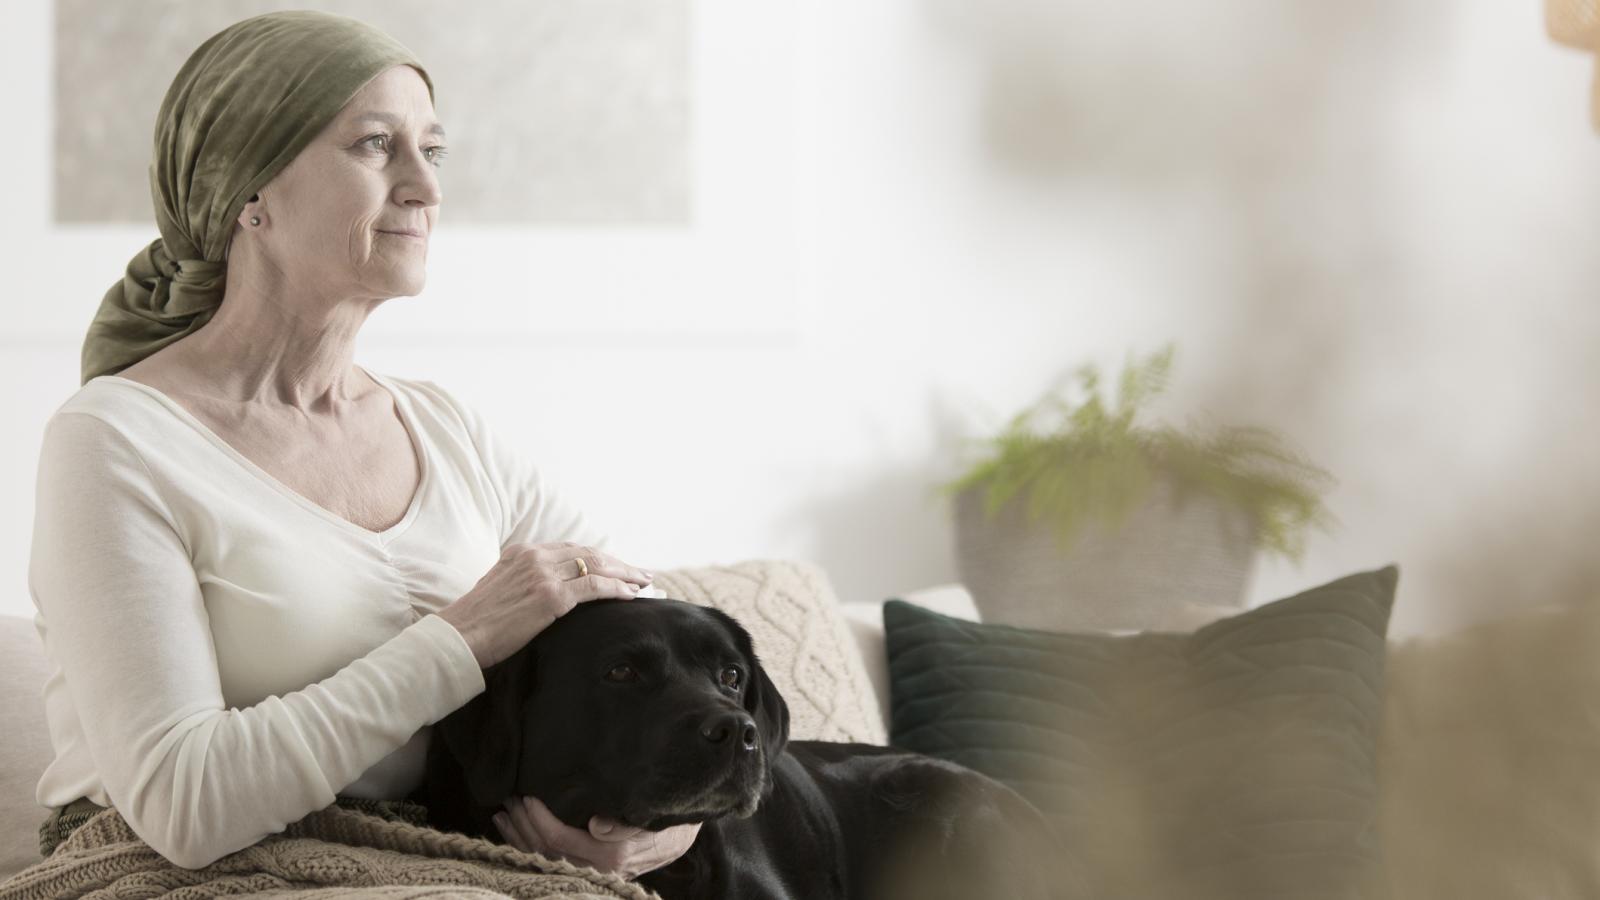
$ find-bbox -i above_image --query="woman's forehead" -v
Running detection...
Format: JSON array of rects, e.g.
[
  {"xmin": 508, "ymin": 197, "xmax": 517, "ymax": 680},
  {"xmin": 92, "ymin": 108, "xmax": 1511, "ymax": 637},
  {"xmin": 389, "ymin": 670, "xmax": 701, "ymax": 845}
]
[{"xmin": 338, "ymin": 66, "xmax": 438, "ymax": 128}]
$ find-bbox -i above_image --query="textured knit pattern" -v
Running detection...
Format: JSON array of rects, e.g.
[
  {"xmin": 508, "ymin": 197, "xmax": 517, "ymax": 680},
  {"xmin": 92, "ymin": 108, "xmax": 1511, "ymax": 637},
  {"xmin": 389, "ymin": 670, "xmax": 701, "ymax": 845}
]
[
  {"xmin": 38, "ymin": 797, "xmax": 428, "ymax": 860},
  {"xmin": 2, "ymin": 803, "xmax": 659, "ymax": 900},
  {"xmin": 652, "ymin": 560, "xmax": 887, "ymax": 745},
  {"xmin": 35, "ymin": 799, "xmax": 99, "ymax": 862}
]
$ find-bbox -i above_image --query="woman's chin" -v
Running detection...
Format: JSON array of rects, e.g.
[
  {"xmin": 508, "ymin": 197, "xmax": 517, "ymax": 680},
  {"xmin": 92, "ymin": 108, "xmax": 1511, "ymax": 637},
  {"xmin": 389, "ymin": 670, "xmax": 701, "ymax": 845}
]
[{"xmin": 369, "ymin": 270, "xmax": 426, "ymax": 298}]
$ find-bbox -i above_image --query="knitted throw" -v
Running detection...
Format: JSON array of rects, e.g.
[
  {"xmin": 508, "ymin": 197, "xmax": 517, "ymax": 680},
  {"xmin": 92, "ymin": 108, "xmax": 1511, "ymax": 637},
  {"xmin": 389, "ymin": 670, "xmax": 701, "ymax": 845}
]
[{"xmin": 0, "ymin": 803, "xmax": 661, "ymax": 900}]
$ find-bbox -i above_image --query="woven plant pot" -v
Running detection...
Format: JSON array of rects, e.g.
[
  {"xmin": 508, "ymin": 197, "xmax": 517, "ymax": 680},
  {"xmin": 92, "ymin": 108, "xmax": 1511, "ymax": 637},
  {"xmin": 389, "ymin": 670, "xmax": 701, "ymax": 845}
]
[{"xmin": 953, "ymin": 466, "xmax": 1260, "ymax": 632}]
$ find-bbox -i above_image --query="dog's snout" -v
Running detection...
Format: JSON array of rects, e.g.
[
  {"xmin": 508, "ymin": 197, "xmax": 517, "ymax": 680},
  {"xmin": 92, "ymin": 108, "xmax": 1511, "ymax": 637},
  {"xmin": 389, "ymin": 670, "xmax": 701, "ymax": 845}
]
[{"xmin": 700, "ymin": 711, "xmax": 759, "ymax": 750}]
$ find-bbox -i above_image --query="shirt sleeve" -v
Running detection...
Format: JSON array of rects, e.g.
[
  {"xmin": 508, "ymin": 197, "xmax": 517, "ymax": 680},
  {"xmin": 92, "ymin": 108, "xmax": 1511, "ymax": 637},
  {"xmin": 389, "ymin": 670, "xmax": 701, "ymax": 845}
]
[
  {"xmin": 426, "ymin": 381, "xmax": 612, "ymax": 554},
  {"xmin": 27, "ymin": 412, "xmax": 486, "ymax": 870}
]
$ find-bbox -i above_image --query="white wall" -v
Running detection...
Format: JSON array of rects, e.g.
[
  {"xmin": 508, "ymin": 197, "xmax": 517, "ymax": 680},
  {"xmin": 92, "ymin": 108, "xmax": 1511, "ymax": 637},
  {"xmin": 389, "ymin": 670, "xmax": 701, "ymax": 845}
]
[{"xmin": 5, "ymin": 0, "xmax": 1598, "ymax": 638}]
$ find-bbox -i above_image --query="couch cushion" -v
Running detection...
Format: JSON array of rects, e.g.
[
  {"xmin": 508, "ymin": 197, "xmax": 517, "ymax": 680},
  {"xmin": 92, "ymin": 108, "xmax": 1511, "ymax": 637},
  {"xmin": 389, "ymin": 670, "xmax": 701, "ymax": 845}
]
[
  {"xmin": 885, "ymin": 564, "xmax": 1399, "ymax": 900},
  {"xmin": 0, "ymin": 614, "xmax": 53, "ymax": 883},
  {"xmin": 839, "ymin": 584, "xmax": 981, "ymax": 732},
  {"xmin": 651, "ymin": 559, "xmax": 886, "ymax": 745}
]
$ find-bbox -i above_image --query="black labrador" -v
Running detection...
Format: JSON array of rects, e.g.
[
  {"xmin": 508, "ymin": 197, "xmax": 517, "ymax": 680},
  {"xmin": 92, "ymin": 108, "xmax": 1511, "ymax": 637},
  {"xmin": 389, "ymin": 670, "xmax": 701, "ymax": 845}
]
[{"xmin": 415, "ymin": 597, "xmax": 1072, "ymax": 900}]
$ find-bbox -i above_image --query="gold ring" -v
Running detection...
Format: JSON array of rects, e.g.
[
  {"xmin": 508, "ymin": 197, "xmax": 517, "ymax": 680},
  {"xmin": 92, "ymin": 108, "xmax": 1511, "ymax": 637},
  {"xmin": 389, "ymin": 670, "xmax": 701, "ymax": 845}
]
[{"xmin": 574, "ymin": 557, "xmax": 589, "ymax": 578}]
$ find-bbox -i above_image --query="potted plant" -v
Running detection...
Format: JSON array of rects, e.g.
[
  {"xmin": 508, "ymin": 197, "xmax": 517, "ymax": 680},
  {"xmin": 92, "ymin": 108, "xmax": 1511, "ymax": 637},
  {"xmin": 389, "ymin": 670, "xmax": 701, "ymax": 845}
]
[{"xmin": 940, "ymin": 342, "xmax": 1338, "ymax": 631}]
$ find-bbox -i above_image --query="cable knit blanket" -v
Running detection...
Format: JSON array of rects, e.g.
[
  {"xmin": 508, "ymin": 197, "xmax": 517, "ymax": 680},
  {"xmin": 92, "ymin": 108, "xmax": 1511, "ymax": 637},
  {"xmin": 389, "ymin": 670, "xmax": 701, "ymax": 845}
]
[{"xmin": 0, "ymin": 804, "xmax": 662, "ymax": 900}]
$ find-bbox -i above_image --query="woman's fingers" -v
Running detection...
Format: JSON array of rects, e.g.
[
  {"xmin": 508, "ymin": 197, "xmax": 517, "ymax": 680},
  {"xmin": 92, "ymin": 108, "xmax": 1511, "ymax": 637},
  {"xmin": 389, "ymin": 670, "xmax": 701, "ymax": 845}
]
[
  {"xmin": 514, "ymin": 795, "xmax": 592, "ymax": 859},
  {"xmin": 589, "ymin": 815, "xmax": 646, "ymax": 843},
  {"xmin": 448, "ymin": 543, "xmax": 659, "ymax": 670},
  {"xmin": 517, "ymin": 794, "xmax": 566, "ymax": 833},
  {"xmin": 497, "ymin": 796, "xmax": 606, "ymax": 871},
  {"xmin": 493, "ymin": 806, "xmax": 543, "ymax": 856},
  {"xmin": 562, "ymin": 574, "xmax": 640, "ymax": 604},
  {"xmin": 551, "ymin": 547, "xmax": 652, "ymax": 587},
  {"xmin": 498, "ymin": 795, "xmax": 701, "ymax": 879}
]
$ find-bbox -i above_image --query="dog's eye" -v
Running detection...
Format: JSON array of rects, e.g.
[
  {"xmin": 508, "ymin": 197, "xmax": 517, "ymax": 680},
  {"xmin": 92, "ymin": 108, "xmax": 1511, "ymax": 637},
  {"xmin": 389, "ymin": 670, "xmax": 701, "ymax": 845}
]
[
  {"xmin": 719, "ymin": 666, "xmax": 742, "ymax": 690},
  {"xmin": 605, "ymin": 664, "xmax": 639, "ymax": 683}
]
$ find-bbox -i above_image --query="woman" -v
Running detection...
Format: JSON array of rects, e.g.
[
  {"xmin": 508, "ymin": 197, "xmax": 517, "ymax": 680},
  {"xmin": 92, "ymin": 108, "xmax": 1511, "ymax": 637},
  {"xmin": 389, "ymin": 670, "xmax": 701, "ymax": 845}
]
[{"xmin": 30, "ymin": 10, "xmax": 698, "ymax": 879}]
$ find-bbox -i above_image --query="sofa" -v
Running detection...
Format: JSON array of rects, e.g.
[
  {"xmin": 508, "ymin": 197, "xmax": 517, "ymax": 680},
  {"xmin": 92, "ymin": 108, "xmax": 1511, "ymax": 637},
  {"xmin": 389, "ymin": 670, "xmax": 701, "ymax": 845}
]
[{"xmin": 3, "ymin": 559, "xmax": 1597, "ymax": 898}]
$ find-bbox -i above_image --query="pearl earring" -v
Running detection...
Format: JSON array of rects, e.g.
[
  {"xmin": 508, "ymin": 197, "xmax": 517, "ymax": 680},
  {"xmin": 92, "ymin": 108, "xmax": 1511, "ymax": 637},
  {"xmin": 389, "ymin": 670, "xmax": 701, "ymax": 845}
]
[{"xmin": 250, "ymin": 216, "xmax": 261, "ymax": 226}]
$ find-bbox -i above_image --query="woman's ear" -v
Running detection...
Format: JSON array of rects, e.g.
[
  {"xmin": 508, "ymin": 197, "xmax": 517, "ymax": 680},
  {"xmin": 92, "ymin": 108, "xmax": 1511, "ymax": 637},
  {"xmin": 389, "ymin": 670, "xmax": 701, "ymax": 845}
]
[
  {"xmin": 237, "ymin": 193, "xmax": 263, "ymax": 230},
  {"xmin": 434, "ymin": 647, "xmax": 533, "ymax": 808}
]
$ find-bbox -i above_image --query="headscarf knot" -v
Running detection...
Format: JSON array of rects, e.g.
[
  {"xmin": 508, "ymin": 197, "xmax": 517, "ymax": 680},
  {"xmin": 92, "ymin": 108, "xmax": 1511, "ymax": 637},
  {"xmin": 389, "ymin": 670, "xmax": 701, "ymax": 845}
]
[{"xmin": 148, "ymin": 240, "xmax": 229, "ymax": 317}]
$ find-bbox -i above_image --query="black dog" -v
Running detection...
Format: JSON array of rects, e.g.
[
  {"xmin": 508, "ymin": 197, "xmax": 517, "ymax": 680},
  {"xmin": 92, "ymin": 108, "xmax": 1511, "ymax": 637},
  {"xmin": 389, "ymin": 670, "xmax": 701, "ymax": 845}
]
[{"xmin": 416, "ymin": 597, "xmax": 1072, "ymax": 900}]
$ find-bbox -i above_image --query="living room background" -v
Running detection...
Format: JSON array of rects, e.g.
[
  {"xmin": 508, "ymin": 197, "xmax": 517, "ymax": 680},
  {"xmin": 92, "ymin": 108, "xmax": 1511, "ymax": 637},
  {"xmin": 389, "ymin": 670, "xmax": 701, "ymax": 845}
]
[{"xmin": 2, "ymin": 0, "xmax": 1595, "ymax": 638}]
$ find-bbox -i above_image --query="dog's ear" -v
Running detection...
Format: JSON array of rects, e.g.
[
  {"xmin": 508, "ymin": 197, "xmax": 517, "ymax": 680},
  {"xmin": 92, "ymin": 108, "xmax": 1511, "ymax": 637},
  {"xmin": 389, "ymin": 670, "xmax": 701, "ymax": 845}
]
[
  {"xmin": 434, "ymin": 645, "xmax": 533, "ymax": 808},
  {"xmin": 745, "ymin": 649, "xmax": 791, "ymax": 766}
]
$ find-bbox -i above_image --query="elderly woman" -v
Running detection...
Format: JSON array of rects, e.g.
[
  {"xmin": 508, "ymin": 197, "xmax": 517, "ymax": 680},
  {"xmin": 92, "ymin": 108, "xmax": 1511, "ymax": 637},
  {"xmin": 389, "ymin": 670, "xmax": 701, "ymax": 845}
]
[{"xmin": 29, "ymin": 10, "xmax": 697, "ymax": 880}]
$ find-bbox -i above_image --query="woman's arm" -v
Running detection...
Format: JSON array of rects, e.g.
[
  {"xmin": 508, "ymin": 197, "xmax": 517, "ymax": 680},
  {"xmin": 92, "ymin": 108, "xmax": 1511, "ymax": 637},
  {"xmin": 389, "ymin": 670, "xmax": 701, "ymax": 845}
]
[{"xmin": 28, "ymin": 411, "xmax": 486, "ymax": 869}]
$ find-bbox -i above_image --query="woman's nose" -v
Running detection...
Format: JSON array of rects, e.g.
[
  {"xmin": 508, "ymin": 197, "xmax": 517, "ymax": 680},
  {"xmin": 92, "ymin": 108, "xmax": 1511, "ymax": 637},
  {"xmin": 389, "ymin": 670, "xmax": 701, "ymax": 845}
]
[{"xmin": 394, "ymin": 147, "xmax": 442, "ymax": 209}]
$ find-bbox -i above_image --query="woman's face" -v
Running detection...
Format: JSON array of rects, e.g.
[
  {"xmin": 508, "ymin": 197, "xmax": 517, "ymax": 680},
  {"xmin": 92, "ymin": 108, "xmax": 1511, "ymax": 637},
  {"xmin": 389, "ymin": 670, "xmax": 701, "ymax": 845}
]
[{"xmin": 240, "ymin": 65, "xmax": 445, "ymax": 301}]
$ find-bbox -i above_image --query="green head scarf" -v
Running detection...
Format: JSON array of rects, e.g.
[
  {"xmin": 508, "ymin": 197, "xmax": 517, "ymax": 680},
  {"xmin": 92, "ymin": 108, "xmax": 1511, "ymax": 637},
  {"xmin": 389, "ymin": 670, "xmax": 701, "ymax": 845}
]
[{"xmin": 80, "ymin": 10, "xmax": 434, "ymax": 386}]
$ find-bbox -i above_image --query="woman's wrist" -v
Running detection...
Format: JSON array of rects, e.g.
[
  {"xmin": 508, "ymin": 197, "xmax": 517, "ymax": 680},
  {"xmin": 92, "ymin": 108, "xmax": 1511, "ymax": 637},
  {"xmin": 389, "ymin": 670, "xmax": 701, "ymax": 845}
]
[{"xmin": 434, "ymin": 602, "xmax": 486, "ymax": 669}]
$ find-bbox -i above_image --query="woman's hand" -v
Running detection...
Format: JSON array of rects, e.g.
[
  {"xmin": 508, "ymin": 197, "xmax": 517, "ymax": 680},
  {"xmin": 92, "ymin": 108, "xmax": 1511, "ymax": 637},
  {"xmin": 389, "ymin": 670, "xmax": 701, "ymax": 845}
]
[
  {"xmin": 437, "ymin": 542, "xmax": 653, "ymax": 669},
  {"xmin": 492, "ymin": 794, "xmax": 702, "ymax": 880}
]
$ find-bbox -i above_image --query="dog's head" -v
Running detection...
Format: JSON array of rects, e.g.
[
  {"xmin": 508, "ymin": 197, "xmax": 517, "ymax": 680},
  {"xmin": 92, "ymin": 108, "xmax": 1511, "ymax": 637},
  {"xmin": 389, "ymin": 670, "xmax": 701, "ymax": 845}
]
[{"xmin": 434, "ymin": 598, "xmax": 790, "ymax": 831}]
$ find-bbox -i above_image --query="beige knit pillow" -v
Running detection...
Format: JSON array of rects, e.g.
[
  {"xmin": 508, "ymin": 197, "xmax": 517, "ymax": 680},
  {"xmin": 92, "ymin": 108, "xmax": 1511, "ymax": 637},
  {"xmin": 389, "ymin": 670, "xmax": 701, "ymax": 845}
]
[{"xmin": 650, "ymin": 560, "xmax": 887, "ymax": 745}]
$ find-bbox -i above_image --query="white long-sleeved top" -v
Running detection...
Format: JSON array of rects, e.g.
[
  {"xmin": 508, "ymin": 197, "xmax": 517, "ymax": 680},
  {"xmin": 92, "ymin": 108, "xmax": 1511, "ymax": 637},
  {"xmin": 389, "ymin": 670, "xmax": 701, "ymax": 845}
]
[{"xmin": 28, "ymin": 367, "xmax": 610, "ymax": 869}]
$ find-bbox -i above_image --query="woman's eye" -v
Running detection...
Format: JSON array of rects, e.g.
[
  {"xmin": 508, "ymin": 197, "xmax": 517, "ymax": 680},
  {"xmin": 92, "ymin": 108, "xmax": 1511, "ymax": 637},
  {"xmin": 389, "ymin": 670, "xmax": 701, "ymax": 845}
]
[
  {"xmin": 719, "ymin": 666, "xmax": 742, "ymax": 690},
  {"xmin": 364, "ymin": 135, "xmax": 448, "ymax": 168},
  {"xmin": 605, "ymin": 664, "xmax": 638, "ymax": 683}
]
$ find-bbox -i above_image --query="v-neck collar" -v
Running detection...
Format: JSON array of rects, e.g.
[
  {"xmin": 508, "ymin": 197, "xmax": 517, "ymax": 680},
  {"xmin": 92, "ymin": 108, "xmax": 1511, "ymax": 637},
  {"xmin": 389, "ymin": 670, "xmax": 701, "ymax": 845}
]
[{"xmin": 91, "ymin": 365, "xmax": 429, "ymax": 543}]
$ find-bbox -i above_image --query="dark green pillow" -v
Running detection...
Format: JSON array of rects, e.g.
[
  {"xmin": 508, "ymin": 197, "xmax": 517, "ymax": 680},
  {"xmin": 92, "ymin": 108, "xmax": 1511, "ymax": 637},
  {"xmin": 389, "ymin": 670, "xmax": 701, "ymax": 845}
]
[{"xmin": 885, "ymin": 565, "xmax": 1398, "ymax": 900}]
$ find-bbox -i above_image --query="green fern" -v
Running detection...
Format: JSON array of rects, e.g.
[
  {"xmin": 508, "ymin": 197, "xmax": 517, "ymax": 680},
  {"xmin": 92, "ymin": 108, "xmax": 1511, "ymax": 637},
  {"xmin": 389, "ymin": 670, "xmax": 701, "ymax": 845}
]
[{"xmin": 941, "ymin": 342, "xmax": 1338, "ymax": 564}]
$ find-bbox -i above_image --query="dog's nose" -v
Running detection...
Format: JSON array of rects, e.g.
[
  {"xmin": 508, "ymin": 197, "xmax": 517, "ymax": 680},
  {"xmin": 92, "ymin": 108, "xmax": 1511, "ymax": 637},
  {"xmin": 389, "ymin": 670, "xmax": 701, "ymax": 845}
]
[{"xmin": 700, "ymin": 711, "xmax": 759, "ymax": 750}]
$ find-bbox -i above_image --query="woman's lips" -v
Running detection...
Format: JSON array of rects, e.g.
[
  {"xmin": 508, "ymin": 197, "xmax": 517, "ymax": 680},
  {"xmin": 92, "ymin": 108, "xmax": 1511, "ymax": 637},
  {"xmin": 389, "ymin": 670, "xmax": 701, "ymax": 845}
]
[{"xmin": 376, "ymin": 230, "xmax": 425, "ymax": 240}]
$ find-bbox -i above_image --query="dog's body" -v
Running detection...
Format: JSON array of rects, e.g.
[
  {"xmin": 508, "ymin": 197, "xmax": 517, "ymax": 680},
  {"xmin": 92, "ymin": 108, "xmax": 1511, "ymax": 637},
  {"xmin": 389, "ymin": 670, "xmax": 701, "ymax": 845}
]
[
  {"xmin": 416, "ymin": 598, "xmax": 1067, "ymax": 900},
  {"xmin": 633, "ymin": 740, "xmax": 1064, "ymax": 900}
]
